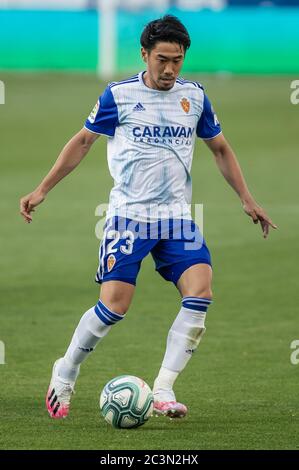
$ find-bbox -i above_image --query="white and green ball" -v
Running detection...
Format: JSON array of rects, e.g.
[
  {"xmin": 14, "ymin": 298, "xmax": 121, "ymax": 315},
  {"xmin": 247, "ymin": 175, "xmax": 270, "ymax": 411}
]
[{"xmin": 100, "ymin": 375, "xmax": 154, "ymax": 429}]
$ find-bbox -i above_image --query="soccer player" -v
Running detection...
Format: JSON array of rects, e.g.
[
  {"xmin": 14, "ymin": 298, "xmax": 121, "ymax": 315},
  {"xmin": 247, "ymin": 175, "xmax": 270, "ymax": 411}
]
[{"xmin": 20, "ymin": 15, "xmax": 277, "ymax": 419}]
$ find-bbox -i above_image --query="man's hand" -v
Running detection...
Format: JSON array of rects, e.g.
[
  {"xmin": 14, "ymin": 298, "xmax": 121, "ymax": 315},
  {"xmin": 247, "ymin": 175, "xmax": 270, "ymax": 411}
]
[
  {"xmin": 242, "ymin": 199, "xmax": 277, "ymax": 239},
  {"xmin": 20, "ymin": 189, "xmax": 45, "ymax": 223}
]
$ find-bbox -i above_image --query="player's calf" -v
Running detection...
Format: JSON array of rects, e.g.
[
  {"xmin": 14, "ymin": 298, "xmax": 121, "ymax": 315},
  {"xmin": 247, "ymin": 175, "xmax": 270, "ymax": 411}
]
[
  {"xmin": 153, "ymin": 296, "xmax": 212, "ymax": 418},
  {"xmin": 46, "ymin": 299, "xmax": 125, "ymax": 419}
]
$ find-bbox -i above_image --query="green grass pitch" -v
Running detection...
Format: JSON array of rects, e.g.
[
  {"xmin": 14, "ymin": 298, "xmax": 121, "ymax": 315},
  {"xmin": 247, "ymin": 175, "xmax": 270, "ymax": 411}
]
[{"xmin": 0, "ymin": 73, "xmax": 298, "ymax": 450}]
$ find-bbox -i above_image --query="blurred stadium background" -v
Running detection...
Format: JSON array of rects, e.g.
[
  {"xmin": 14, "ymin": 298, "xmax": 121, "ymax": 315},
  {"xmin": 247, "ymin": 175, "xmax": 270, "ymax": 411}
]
[
  {"xmin": 0, "ymin": 0, "xmax": 298, "ymax": 451},
  {"xmin": 1, "ymin": 0, "xmax": 299, "ymax": 74}
]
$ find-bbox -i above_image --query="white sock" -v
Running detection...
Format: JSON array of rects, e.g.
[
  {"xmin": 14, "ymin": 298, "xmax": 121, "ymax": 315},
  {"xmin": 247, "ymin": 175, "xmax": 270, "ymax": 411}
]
[
  {"xmin": 57, "ymin": 299, "xmax": 124, "ymax": 382},
  {"xmin": 153, "ymin": 367, "xmax": 179, "ymax": 401},
  {"xmin": 153, "ymin": 297, "xmax": 212, "ymax": 398}
]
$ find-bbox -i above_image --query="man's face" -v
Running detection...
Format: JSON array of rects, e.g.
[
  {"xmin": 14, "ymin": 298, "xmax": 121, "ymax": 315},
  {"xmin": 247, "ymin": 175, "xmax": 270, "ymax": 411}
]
[{"xmin": 142, "ymin": 42, "xmax": 185, "ymax": 91}]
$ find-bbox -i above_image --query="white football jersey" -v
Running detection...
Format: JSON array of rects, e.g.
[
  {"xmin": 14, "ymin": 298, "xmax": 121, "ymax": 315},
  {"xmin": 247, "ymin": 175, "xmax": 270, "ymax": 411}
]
[{"xmin": 85, "ymin": 71, "xmax": 221, "ymax": 222}]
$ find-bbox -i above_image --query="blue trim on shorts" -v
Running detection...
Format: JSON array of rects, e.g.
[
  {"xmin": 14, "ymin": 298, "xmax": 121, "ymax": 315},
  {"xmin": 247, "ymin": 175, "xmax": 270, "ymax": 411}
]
[{"xmin": 95, "ymin": 276, "xmax": 137, "ymax": 286}]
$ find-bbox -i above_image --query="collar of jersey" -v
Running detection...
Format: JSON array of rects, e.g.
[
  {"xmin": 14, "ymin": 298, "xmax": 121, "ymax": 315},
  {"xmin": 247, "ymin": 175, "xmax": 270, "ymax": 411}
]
[{"xmin": 139, "ymin": 71, "xmax": 178, "ymax": 93}]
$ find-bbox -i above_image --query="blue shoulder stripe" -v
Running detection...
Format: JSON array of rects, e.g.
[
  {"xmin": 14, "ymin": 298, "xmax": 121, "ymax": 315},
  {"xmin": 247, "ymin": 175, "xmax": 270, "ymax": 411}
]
[
  {"xmin": 195, "ymin": 81, "xmax": 204, "ymax": 90},
  {"xmin": 111, "ymin": 73, "xmax": 138, "ymax": 83},
  {"xmin": 109, "ymin": 79, "xmax": 139, "ymax": 89},
  {"xmin": 109, "ymin": 75, "xmax": 139, "ymax": 89},
  {"xmin": 176, "ymin": 78, "xmax": 204, "ymax": 90}
]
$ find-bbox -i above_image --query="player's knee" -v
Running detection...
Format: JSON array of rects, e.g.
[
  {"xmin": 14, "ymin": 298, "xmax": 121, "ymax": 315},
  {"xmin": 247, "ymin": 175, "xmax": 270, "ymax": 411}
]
[
  {"xmin": 111, "ymin": 303, "xmax": 128, "ymax": 316},
  {"xmin": 183, "ymin": 287, "xmax": 213, "ymax": 300},
  {"xmin": 201, "ymin": 288, "xmax": 213, "ymax": 300},
  {"xmin": 99, "ymin": 298, "xmax": 129, "ymax": 316},
  {"xmin": 100, "ymin": 282, "xmax": 134, "ymax": 315},
  {"xmin": 99, "ymin": 292, "xmax": 130, "ymax": 315}
]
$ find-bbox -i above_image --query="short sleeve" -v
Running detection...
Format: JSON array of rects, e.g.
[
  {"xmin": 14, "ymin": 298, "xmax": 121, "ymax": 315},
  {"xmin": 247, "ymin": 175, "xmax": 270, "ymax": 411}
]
[
  {"xmin": 196, "ymin": 93, "xmax": 222, "ymax": 139},
  {"xmin": 84, "ymin": 85, "xmax": 119, "ymax": 137}
]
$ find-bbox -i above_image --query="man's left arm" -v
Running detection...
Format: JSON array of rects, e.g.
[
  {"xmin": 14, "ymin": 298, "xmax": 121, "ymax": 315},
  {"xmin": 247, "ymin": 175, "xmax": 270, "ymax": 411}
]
[{"xmin": 204, "ymin": 133, "xmax": 277, "ymax": 238}]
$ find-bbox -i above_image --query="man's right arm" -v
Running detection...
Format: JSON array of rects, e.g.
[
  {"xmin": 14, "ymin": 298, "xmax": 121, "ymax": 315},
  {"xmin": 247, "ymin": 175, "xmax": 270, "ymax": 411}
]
[{"xmin": 20, "ymin": 127, "xmax": 99, "ymax": 223}]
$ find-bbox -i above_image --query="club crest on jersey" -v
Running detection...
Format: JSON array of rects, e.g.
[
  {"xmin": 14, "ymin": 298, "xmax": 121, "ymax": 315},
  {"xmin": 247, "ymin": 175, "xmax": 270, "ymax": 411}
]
[
  {"xmin": 107, "ymin": 254, "xmax": 116, "ymax": 272},
  {"xmin": 180, "ymin": 97, "xmax": 190, "ymax": 113},
  {"xmin": 88, "ymin": 101, "xmax": 99, "ymax": 124}
]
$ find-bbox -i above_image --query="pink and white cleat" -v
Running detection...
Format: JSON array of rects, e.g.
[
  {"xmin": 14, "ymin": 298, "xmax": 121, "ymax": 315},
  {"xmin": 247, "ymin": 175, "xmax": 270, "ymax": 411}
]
[
  {"xmin": 153, "ymin": 390, "xmax": 187, "ymax": 418},
  {"xmin": 153, "ymin": 400, "xmax": 188, "ymax": 418},
  {"xmin": 46, "ymin": 358, "xmax": 75, "ymax": 419}
]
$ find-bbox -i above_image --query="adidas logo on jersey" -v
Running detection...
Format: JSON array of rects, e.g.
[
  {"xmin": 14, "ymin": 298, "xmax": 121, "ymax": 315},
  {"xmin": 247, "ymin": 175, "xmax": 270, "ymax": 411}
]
[{"xmin": 133, "ymin": 102, "xmax": 146, "ymax": 112}]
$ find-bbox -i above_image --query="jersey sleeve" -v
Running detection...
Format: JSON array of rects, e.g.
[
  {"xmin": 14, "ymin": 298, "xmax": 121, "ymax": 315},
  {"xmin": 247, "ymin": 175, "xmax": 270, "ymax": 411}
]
[
  {"xmin": 196, "ymin": 93, "xmax": 222, "ymax": 140},
  {"xmin": 84, "ymin": 85, "xmax": 119, "ymax": 136}
]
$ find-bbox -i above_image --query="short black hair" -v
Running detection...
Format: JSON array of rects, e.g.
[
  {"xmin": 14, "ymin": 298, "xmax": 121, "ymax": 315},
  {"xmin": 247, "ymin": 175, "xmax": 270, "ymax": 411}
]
[{"xmin": 140, "ymin": 15, "xmax": 191, "ymax": 54}]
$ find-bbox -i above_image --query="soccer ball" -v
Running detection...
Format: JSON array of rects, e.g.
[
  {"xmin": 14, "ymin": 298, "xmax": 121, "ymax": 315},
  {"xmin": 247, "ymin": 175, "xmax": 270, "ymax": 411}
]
[{"xmin": 99, "ymin": 375, "xmax": 154, "ymax": 429}]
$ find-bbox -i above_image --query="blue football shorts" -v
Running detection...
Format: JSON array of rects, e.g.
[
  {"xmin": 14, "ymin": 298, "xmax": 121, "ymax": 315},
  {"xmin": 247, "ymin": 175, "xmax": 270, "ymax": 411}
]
[{"xmin": 95, "ymin": 216, "xmax": 211, "ymax": 286}]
